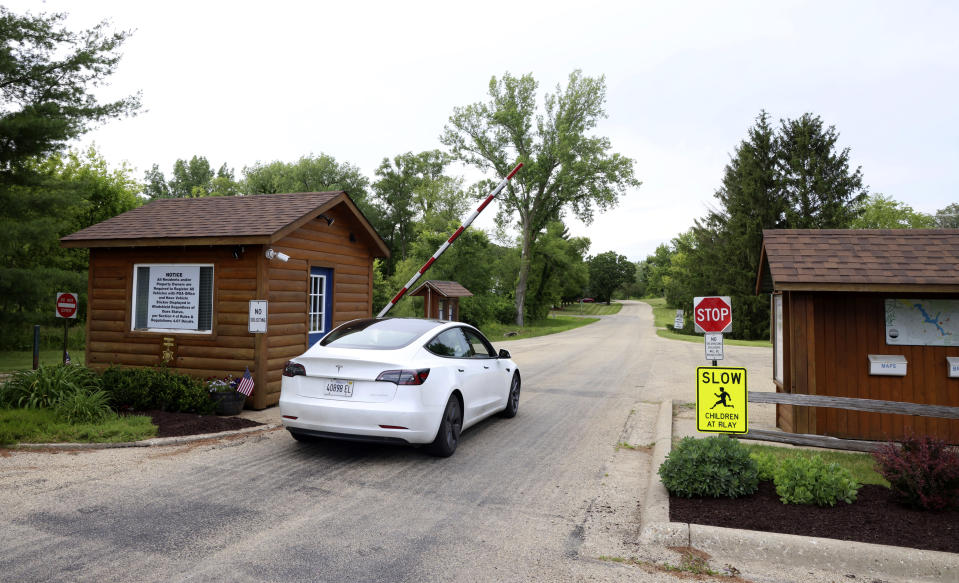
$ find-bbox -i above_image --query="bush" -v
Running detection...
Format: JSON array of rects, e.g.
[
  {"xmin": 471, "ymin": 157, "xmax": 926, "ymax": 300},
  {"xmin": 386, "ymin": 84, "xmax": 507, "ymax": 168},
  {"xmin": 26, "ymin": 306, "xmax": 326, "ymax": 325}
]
[
  {"xmin": 750, "ymin": 450, "xmax": 779, "ymax": 481},
  {"xmin": 774, "ymin": 454, "xmax": 860, "ymax": 506},
  {"xmin": 100, "ymin": 366, "xmax": 214, "ymax": 414},
  {"xmin": 658, "ymin": 436, "xmax": 759, "ymax": 498},
  {"xmin": 54, "ymin": 389, "xmax": 114, "ymax": 424},
  {"xmin": 0, "ymin": 364, "xmax": 101, "ymax": 409},
  {"xmin": 872, "ymin": 434, "xmax": 959, "ymax": 510}
]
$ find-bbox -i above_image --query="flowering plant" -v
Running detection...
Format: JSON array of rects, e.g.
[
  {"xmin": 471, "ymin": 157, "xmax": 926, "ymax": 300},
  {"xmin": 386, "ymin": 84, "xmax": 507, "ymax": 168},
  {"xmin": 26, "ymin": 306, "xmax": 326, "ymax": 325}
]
[{"xmin": 206, "ymin": 375, "xmax": 239, "ymax": 394}]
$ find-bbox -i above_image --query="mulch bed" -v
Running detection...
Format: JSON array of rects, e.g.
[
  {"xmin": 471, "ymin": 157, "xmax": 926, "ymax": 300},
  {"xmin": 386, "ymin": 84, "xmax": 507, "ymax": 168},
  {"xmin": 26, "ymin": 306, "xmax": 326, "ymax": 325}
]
[
  {"xmin": 140, "ymin": 410, "xmax": 262, "ymax": 438},
  {"xmin": 670, "ymin": 481, "xmax": 959, "ymax": 553}
]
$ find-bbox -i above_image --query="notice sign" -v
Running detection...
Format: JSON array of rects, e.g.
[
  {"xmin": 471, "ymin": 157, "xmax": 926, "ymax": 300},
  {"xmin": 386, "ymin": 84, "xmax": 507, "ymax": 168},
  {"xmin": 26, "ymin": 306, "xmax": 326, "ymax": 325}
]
[
  {"xmin": 249, "ymin": 300, "xmax": 268, "ymax": 333},
  {"xmin": 696, "ymin": 366, "xmax": 747, "ymax": 434},
  {"xmin": 147, "ymin": 266, "xmax": 200, "ymax": 330}
]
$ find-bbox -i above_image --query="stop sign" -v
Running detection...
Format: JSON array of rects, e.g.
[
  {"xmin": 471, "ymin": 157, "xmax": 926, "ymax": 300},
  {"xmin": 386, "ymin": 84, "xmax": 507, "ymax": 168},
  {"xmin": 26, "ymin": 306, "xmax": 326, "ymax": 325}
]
[
  {"xmin": 56, "ymin": 292, "xmax": 78, "ymax": 319},
  {"xmin": 694, "ymin": 296, "xmax": 732, "ymax": 333}
]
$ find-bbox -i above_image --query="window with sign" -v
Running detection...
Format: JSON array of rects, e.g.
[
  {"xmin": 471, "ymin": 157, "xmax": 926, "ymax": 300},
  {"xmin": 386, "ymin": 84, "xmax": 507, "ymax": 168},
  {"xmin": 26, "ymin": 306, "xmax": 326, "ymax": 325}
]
[{"xmin": 132, "ymin": 264, "xmax": 213, "ymax": 333}]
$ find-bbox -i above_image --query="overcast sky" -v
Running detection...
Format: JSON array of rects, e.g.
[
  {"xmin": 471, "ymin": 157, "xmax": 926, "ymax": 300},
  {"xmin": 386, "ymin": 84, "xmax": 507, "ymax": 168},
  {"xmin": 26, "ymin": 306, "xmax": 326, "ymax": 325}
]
[{"xmin": 12, "ymin": 0, "xmax": 959, "ymax": 260}]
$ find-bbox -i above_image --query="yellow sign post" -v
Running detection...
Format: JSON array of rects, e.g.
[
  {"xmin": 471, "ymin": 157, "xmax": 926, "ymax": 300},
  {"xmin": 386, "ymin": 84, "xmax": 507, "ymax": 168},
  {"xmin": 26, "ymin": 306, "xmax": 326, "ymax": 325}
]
[{"xmin": 696, "ymin": 366, "xmax": 748, "ymax": 434}]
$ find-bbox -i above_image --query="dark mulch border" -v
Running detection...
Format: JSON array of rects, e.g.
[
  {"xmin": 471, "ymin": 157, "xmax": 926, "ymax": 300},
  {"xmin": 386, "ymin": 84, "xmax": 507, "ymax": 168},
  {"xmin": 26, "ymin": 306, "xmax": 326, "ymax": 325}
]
[
  {"xmin": 140, "ymin": 410, "xmax": 262, "ymax": 438},
  {"xmin": 670, "ymin": 481, "xmax": 959, "ymax": 553}
]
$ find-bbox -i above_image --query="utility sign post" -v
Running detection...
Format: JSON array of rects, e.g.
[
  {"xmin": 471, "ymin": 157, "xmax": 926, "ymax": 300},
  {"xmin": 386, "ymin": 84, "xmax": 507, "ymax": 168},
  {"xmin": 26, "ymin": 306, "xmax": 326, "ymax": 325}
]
[
  {"xmin": 56, "ymin": 292, "xmax": 78, "ymax": 364},
  {"xmin": 696, "ymin": 366, "xmax": 748, "ymax": 434}
]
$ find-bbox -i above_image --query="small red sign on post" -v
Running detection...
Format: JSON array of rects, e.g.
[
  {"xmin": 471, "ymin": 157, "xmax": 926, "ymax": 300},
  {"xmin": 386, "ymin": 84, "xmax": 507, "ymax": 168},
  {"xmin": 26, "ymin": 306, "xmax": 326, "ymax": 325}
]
[
  {"xmin": 694, "ymin": 296, "xmax": 732, "ymax": 333},
  {"xmin": 56, "ymin": 292, "xmax": 78, "ymax": 319}
]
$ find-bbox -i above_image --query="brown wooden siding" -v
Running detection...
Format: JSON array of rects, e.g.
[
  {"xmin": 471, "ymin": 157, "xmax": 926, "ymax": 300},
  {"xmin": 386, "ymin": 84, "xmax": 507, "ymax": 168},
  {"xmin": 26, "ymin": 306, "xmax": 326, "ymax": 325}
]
[
  {"xmin": 83, "ymin": 201, "xmax": 379, "ymax": 410},
  {"xmin": 783, "ymin": 291, "xmax": 959, "ymax": 442}
]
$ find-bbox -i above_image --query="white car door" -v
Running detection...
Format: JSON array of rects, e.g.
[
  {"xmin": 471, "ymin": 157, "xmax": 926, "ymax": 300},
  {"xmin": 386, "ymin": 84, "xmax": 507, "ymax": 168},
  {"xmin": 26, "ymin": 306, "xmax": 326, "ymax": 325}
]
[{"xmin": 462, "ymin": 327, "xmax": 507, "ymax": 416}]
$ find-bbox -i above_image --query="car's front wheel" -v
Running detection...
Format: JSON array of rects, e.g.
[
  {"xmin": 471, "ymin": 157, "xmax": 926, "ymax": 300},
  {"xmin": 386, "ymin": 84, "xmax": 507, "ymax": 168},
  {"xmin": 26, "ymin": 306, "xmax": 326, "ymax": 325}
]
[{"xmin": 427, "ymin": 395, "xmax": 462, "ymax": 457}]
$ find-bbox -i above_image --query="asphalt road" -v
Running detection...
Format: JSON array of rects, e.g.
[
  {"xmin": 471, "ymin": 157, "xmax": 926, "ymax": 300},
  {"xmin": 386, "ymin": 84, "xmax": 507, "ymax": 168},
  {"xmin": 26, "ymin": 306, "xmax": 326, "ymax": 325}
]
[{"xmin": 0, "ymin": 302, "xmax": 831, "ymax": 583}]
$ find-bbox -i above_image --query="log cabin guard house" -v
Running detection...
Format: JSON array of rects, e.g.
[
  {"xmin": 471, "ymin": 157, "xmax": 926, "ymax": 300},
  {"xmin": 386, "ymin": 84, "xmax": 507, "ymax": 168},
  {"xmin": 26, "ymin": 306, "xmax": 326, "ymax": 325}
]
[
  {"xmin": 756, "ymin": 229, "xmax": 959, "ymax": 443},
  {"xmin": 60, "ymin": 192, "xmax": 389, "ymax": 409}
]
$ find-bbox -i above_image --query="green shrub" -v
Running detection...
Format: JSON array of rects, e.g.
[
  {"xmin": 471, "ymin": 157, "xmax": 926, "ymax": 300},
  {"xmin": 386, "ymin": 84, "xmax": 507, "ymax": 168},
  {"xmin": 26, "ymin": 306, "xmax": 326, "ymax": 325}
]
[
  {"xmin": 774, "ymin": 454, "xmax": 860, "ymax": 506},
  {"xmin": 0, "ymin": 364, "xmax": 101, "ymax": 409},
  {"xmin": 54, "ymin": 389, "xmax": 114, "ymax": 424},
  {"xmin": 100, "ymin": 366, "xmax": 214, "ymax": 414},
  {"xmin": 872, "ymin": 434, "xmax": 959, "ymax": 510},
  {"xmin": 750, "ymin": 450, "xmax": 779, "ymax": 481},
  {"xmin": 658, "ymin": 436, "xmax": 759, "ymax": 498}
]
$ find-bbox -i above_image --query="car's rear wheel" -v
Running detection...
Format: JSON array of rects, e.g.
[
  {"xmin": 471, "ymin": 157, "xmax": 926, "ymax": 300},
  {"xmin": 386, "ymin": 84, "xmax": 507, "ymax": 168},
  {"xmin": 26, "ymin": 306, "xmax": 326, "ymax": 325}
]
[
  {"xmin": 499, "ymin": 372, "xmax": 520, "ymax": 418},
  {"xmin": 427, "ymin": 395, "xmax": 462, "ymax": 457}
]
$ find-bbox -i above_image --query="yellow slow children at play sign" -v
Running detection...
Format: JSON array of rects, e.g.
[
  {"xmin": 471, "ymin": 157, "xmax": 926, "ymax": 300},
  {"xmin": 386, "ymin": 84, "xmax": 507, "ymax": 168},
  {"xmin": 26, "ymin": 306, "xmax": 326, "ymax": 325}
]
[{"xmin": 696, "ymin": 366, "xmax": 748, "ymax": 434}]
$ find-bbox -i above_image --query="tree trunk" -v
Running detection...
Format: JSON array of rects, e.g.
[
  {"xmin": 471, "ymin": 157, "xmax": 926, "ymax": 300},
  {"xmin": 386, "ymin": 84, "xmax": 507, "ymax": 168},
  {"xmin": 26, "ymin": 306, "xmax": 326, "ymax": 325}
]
[{"xmin": 514, "ymin": 226, "xmax": 533, "ymax": 327}]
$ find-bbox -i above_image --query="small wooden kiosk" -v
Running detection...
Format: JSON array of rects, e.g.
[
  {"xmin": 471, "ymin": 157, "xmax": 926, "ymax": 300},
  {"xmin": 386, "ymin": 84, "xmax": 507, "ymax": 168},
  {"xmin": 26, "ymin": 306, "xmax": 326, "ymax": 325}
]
[
  {"xmin": 409, "ymin": 280, "xmax": 472, "ymax": 321},
  {"xmin": 756, "ymin": 229, "xmax": 959, "ymax": 443},
  {"xmin": 61, "ymin": 192, "xmax": 389, "ymax": 408}
]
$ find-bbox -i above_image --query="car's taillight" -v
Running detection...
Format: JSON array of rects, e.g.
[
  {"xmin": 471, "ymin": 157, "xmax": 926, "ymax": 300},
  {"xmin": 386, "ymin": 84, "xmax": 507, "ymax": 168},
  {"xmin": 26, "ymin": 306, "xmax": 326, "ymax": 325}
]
[
  {"xmin": 376, "ymin": 368, "xmax": 430, "ymax": 385},
  {"xmin": 283, "ymin": 361, "xmax": 306, "ymax": 377}
]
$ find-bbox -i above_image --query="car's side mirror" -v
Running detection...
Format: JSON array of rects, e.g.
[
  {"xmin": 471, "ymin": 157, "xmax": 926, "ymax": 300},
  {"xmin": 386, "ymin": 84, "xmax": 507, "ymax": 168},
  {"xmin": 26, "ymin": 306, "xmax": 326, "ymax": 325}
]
[{"xmin": 498, "ymin": 349, "xmax": 511, "ymax": 359}]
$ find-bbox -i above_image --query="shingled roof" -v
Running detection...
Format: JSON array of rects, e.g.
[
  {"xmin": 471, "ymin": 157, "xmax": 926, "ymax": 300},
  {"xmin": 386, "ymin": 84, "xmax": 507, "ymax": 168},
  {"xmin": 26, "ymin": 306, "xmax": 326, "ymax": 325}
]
[
  {"xmin": 757, "ymin": 229, "xmax": 959, "ymax": 293},
  {"xmin": 61, "ymin": 192, "xmax": 388, "ymax": 256},
  {"xmin": 409, "ymin": 280, "xmax": 474, "ymax": 298}
]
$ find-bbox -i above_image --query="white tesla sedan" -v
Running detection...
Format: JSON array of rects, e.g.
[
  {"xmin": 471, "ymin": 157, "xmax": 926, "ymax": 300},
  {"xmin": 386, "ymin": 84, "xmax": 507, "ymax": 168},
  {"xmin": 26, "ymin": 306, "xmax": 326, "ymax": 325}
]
[{"xmin": 279, "ymin": 318, "xmax": 520, "ymax": 457}]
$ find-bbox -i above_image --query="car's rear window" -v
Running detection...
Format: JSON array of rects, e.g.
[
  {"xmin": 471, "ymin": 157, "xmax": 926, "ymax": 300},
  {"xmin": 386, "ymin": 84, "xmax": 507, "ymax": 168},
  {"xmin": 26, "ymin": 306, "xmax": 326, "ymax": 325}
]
[{"xmin": 320, "ymin": 318, "xmax": 437, "ymax": 350}]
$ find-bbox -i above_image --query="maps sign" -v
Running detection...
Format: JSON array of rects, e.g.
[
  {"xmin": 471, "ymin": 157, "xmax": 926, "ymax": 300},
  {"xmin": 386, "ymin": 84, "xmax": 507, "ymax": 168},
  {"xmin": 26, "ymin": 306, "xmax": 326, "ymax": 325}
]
[
  {"xmin": 694, "ymin": 296, "xmax": 732, "ymax": 333},
  {"xmin": 696, "ymin": 366, "xmax": 747, "ymax": 433},
  {"xmin": 56, "ymin": 292, "xmax": 78, "ymax": 319}
]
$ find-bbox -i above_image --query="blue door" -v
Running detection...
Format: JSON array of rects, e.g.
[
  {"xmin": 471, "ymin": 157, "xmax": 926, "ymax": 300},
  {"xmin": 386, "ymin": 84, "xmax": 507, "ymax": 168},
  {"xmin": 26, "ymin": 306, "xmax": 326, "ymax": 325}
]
[{"xmin": 308, "ymin": 267, "xmax": 333, "ymax": 345}]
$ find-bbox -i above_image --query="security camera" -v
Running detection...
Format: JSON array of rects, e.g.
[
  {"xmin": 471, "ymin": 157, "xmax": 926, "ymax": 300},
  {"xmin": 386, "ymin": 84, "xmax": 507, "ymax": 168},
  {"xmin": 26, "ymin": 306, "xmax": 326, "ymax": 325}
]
[{"xmin": 265, "ymin": 248, "xmax": 290, "ymax": 262}]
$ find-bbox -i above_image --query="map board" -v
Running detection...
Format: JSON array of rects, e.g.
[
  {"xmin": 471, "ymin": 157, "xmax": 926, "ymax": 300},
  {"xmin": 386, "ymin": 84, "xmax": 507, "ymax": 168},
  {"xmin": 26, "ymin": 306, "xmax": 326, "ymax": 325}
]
[{"xmin": 885, "ymin": 299, "xmax": 959, "ymax": 346}]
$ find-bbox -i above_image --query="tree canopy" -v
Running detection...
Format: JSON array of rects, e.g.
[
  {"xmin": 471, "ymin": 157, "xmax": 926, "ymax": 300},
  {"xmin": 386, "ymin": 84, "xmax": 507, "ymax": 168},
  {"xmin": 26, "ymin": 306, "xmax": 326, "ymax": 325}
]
[
  {"xmin": 441, "ymin": 70, "xmax": 640, "ymax": 325},
  {"xmin": 587, "ymin": 251, "xmax": 634, "ymax": 305},
  {"xmin": 0, "ymin": 8, "xmax": 140, "ymax": 178}
]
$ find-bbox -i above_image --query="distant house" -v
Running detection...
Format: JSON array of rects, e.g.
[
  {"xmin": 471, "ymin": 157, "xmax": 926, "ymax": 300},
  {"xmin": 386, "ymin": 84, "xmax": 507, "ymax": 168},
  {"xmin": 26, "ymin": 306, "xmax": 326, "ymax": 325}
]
[
  {"xmin": 409, "ymin": 280, "xmax": 473, "ymax": 321},
  {"xmin": 756, "ymin": 229, "xmax": 959, "ymax": 443},
  {"xmin": 61, "ymin": 192, "xmax": 389, "ymax": 409}
]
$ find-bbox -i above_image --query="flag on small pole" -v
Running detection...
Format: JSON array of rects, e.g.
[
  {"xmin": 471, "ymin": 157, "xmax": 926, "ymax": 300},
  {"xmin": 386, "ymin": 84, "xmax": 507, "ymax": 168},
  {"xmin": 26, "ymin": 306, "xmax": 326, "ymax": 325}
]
[{"xmin": 237, "ymin": 367, "xmax": 254, "ymax": 397}]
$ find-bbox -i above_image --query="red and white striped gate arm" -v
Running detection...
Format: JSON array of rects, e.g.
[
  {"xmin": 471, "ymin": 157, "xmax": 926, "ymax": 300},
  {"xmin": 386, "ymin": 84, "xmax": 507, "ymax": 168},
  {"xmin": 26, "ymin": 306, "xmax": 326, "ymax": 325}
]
[{"xmin": 377, "ymin": 162, "xmax": 523, "ymax": 318}]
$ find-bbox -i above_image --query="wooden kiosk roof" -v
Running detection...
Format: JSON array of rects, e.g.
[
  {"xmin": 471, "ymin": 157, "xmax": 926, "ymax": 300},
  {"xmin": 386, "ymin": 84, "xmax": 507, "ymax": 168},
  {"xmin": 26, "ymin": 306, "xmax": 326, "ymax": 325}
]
[
  {"xmin": 61, "ymin": 191, "xmax": 390, "ymax": 257},
  {"xmin": 757, "ymin": 229, "xmax": 959, "ymax": 294},
  {"xmin": 409, "ymin": 280, "xmax": 474, "ymax": 298}
]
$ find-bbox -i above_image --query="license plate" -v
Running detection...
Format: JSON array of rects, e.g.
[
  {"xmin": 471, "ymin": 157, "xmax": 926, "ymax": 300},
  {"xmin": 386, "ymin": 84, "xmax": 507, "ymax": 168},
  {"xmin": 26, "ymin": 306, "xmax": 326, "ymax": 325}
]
[{"xmin": 324, "ymin": 379, "xmax": 354, "ymax": 398}]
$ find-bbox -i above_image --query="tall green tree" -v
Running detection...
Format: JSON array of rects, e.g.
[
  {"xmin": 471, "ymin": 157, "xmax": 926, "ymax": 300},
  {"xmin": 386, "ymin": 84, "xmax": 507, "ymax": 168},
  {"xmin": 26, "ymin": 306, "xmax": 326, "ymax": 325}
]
[
  {"xmin": 144, "ymin": 156, "xmax": 238, "ymax": 198},
  {"xmin": 851, "ymin": 194, "xmax": 935, "ymax": 229},
  {"xmin": 776, "ymin": 113, "xmax": 867, "ymax": 229},
  {"xmin": 0, "ymin": 8, "xmax": 140, "ymax": 176},
  {"xmin": 371, "ymin": 150, "xmax": 456, "ymax": 275},
  {"xmin": 935, "ymin": 203, "xmax": 959, "ymax": 228},
  {"xmin": 524, "ymin": 222, "xmax": 590, "ymax": 319},
  {"xmin": 587, "ymin": 251, "xmax": 635, "ymax": 304},
  {"xmin": 441, "ymin": 70, "xmax": 640, "ymax": 325}
]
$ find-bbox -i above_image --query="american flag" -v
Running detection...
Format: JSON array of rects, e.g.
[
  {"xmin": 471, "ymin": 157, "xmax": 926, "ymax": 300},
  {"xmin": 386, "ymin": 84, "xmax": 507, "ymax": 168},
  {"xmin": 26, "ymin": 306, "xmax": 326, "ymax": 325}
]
[{"xmin": 237, "ymin": 367, "xmax": 254, "ymax": 397}]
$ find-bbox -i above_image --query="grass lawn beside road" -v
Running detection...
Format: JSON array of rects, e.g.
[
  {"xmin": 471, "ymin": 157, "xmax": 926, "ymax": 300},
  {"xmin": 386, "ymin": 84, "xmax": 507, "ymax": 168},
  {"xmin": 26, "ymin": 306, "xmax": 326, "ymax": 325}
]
[
  {"xmin": 0, "ymin": 349, "xmax": 86, "ymax": 373},
  {"xmin": 481, "ymin": 314, "xmax": 600, "ymax": 342},
  {"xmin": 0, "ymin": 408, "xmax": 156, "ymax": 446},
  {"xmin": 641, "ymin": 298, "xmax": 771, "ymax": 348}
]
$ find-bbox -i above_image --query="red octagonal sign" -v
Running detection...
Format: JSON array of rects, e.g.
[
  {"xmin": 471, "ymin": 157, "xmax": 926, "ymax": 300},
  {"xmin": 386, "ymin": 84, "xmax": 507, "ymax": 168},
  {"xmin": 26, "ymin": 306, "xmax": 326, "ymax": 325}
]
[
  {"xmin": 694, "ymin": 296, "xmax": 732, "ymax": 333},
  {"xmin": 56, "ymin": 292, "xmax": 78, "ymax": 319}
]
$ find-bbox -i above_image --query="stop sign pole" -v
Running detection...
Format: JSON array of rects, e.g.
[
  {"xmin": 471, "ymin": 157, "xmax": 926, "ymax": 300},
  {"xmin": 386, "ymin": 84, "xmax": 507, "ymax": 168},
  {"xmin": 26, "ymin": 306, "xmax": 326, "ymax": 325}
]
[
  {"xmin": 56, "ymin": 292, "xmax": 78, "ymax": 364},
  {"xmin": 694, "ymin": 296, "xmax": 732, "ymax": 366}
]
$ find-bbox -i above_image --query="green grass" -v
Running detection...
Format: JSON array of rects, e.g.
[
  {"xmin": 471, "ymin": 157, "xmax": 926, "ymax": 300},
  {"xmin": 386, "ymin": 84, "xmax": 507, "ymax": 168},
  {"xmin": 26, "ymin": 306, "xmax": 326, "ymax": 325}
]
[
  {"xmin": 0, "ymin": 407, "xmax": 157, "ymax": 446},
  {"xmin": 551, "ymin": 302, "xmax": 623, "ymax": 316},
  {"xmin": 640, "ymin": 298, "xmax": 772, "ymax": 348},
  {"xmin": 480, "ymin": 314, "xmax": 600, "ymax": 341},
  {"xmin": 0, "ymin": 349, "xmax": 86, "ymax": 373},
  {"xmin": 744, "ymin": 443, "xmax": 888, "ymax": 487}
]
